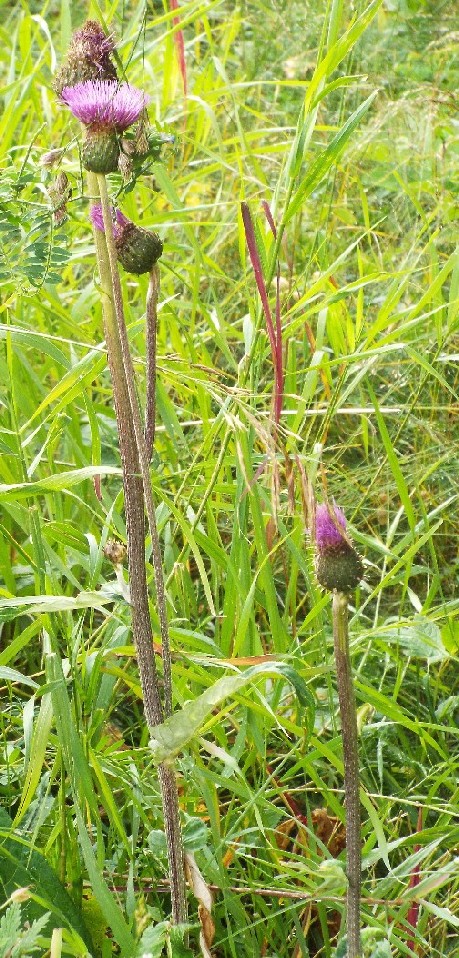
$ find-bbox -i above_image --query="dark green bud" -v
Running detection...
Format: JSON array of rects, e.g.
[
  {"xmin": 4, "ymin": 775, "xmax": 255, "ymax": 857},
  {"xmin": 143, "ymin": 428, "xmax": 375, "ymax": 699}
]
[
  {"xmin": 316, "ymin": 543, "xmax": 363, "ymax": 593},
  {"xmin": 115, "ymin": 222, "xmax": 163, "ymax": 274}
]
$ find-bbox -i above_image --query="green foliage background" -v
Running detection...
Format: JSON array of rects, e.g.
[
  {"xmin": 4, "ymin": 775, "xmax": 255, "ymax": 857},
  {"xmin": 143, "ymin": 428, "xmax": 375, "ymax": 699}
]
[{"xmin": 0, "ymin": 0, "xmax": 458, "ymax": 955}]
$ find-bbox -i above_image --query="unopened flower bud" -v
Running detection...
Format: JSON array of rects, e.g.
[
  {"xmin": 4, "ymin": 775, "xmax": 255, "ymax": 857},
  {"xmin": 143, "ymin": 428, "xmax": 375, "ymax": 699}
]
[
  {"xmin": 41, "ymin": 148, "xmax": 65, "ymax": 168},
  {"xmin": 315, "ymin": 503, "xmax": 363, "ymax": 593},
  {"xmin": 103, "ymin": 539, "xmax": 127, "ymax": 565},
  {"xmin": 90, "ymin": 204, "xmax": 163, "ymax": 274},
  {"xmin": 10, "ymin": 887, "xmax": 31, "ymax": 904},
  {"xmin": 118, "ymin": 149, "xmax": 134, "ymax": 182},
  {"xmin": 47, "ymin": 172, "xmax": 72, "ymax": 225},
  {"xmin": 82, "ymin": 129, "xmax": 120, "ymax": 173},
  {"xmin": 54, "ymin": 172, "xmax": 69, "ymax": 194},
  {"xmin": 115, "ymin": 222, "xmax": 163, "ymax": 274}
]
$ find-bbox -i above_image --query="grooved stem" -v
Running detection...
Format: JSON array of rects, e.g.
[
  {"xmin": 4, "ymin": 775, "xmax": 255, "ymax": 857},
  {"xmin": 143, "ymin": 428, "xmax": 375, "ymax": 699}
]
[
  {"xmin": 332, "ymin": 591, "xmax": 361, "ymax": 958},
  {"xmin": 96, "ymin": 175, "xmax": 173, "ymax": 719},
  {"xmin": 87, "ymin": 172, "xmax": 186, "ymax": 924},
  {"xmin": 145, "ymin": 266, "xmax": 159, "ymax": 459}
]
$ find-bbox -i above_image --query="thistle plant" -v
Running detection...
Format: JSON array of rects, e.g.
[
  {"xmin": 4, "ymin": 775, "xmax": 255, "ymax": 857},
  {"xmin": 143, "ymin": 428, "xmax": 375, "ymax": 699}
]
[
  {"xmin": 315, "ymin": 503, "xmax": 363, "ymax": 958},
  {"xmin": 53, "ymin": 21, "xmax": 186, "ymax": 926}
]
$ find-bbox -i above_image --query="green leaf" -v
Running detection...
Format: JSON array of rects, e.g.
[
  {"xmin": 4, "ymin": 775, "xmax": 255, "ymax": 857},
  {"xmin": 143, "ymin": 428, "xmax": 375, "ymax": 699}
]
[
  {"xmin": 379, "ymin": 615, "xmax": 448, "ymax": 661},
  {"xmin": 0, "ymin": 666, "xmax": 38, "ymax": 688},
  {"xmin": 0, "ymin": 807, "xmax": 93, "ymax": 950},
  {"xmin": 45, "ymin": 654, "xmax": 136, "ymax": 957},
  {"xmin": 0, "ymin": 591, "xmax": 115, "ymax": 623},
  {"xmin": 0, "ymin": 465, "xmax": 122, "ymax": 502},
  {"xmin": 136, "ymin": 921, "xmax": 168, "ymax": 958},
  {"xmin": 369, "ymin": 940, "xmax": 392, "ymax": 958},
  {"xmin": 367, "ymin": 382, "xmax": 415, "ymax": 532},
  {"xmin": 149, "ymin": 662, "xmax": 314, "ymax": 762}
]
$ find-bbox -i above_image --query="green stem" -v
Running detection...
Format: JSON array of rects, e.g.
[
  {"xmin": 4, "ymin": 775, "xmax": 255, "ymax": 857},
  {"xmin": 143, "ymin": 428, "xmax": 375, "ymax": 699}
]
[
  {"xmin": 87, "ymin": 172, "xmax": 186, "ymax": 925},
  {"xmin": 332, "ymin": 591, "xmax": 361, "ymax": 958}
]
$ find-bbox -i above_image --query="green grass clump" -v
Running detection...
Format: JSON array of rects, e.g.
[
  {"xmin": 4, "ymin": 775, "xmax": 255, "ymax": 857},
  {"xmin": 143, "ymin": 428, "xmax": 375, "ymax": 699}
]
[{"xmin": 0, "ymin": 1, "xmax": 458, "ymax": 956}]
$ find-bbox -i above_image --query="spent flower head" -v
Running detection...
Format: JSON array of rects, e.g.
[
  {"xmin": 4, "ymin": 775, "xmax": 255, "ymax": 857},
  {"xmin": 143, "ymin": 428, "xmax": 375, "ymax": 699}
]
[
  {"xmin": 315, "ymin": 502, "xmax": 363, "ymax": 593},
  {"xmin": 90, "ymin": 203, "xmax": 163, "ymax": 274},
  {"xmin": 54, "ymin": 19, "xmax": 118, "ymax": 94}
]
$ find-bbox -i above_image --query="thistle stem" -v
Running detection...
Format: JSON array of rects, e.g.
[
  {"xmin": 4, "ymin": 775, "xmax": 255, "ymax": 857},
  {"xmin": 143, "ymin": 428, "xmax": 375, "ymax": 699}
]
[
  {"xmin": 332, "ymin": 591, "xmax": 361, "ymax": 958},
  {"xmin": 87, "ymin": 171, "xmax": 186, "ymax": 925},
  {"xmin": 96, "ymin": 174, "xmax": 173, "ymax": 719},
  {"xmin": 145, "ymin": 266, "xmax": 159, "ymax": 459}
]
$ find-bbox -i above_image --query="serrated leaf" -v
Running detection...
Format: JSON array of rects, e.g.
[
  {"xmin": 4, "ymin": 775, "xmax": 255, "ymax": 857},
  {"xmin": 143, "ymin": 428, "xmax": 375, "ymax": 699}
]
[
  {"xmin": 381, "ymin": 615, "xmax": 447, "ymax": 661},
  {"xmin": 136, "ymin": 920, "xmax": 168, "ymax": 958},
  {"xmin": 369, "ymin": 940, "xmax": 392, "ymax": 958}
]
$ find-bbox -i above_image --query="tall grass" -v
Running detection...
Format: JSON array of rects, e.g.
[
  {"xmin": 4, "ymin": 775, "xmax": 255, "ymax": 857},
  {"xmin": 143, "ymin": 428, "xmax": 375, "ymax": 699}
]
[{"xmin": 0, "ymin": 1, "xmax": 458, "ymax": 956}]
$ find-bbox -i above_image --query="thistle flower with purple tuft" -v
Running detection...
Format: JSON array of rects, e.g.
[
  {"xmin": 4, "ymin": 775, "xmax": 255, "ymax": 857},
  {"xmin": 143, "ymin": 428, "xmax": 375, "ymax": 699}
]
[
  {"xmin": 61, "ymin": 80, "xmax": 149, "ymax": 130},
  {"xmin": 90, "ymin": 203, "xmax": 163, "ymax": 274},
  {"xmin": 61, "ymin": 80, "xmax": 150, "ymax": 174},
  {"xmin": 315, "ymin": 502, "xmax": 363, "ymax": 593}
]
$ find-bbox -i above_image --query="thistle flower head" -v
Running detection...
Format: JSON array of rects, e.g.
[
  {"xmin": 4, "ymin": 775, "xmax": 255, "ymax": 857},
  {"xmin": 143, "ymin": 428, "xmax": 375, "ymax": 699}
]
[
  {"xmin": 315, "ymin": 502, "xmax": 363, "ymax": 593},
  {"xmin": 89, "ymin": 204, "xmax": 163, "ymax": 274},
  {"xmin": 72, "ymin": 19, "xmax": 115, "ymax": 61},
  {"xmin": 61, "ymin": 80, "xmax": 149, "ymax": 132}
]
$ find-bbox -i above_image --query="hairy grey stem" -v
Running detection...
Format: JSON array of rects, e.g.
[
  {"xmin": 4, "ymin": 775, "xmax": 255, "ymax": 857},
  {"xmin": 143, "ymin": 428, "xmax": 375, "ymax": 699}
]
[
  {"xmin": 97, "ymin": 176, "xmax": 173, "ymax": 719},
  {"xmin": 145, "ymin": 266, "xmax": 159, "ymax": 459},
  {"xmin": 89, "ymin": 173, "xmax": 186, "ymax": 925},
  {"xmin": 332, "ymin": 591, "xmax": 361, "ymax": 958}
]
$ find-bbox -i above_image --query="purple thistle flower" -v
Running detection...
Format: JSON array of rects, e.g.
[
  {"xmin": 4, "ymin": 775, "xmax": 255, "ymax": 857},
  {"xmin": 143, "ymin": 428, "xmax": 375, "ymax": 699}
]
[
  {"xmin": 61, "ymin": 80, "xmax": 150, "ymax": 131},
  {"xmin": 315, "ymin": 502, "xmax": 347, "ymax": 552}
]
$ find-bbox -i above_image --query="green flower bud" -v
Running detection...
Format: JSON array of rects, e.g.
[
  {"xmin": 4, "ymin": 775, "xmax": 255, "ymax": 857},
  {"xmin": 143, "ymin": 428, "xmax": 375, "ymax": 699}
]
[
  {"xmin": 82, "ymin": 129, "xmax": 120, "ymax": 173},
  {"xmin": 115, "ymin": 222, "xmax": 163, "ymax": 274}
]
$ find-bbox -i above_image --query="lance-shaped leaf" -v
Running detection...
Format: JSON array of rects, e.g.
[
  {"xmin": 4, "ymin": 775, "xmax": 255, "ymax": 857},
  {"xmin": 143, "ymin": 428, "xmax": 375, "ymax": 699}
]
[{"xmin": 283, "ymin": 91, "xmax": 378, "ymax": 223}]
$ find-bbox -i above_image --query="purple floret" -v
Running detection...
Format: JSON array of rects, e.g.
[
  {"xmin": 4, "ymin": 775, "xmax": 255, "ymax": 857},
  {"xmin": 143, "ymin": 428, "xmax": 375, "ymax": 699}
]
[
  {"xmin": 90, "ymin": 203, "xmax": 130, "ymax": 235},
  {"xmin": 61, "ymin": 80, "xmax": 150, "ymax": 130},
  {"xmin": 315, "ymin": 503, "xmax": 347, "ymax": 552},
  {"xmin": 89, "ymin": 203, "xmax": 105, "ymax": 231}
]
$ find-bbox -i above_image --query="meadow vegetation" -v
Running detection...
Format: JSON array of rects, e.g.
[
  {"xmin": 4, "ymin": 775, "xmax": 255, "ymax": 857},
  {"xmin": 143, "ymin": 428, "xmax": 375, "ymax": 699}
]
[{"xmin": 0, "ymin": 1, "xmax": 458, "ymax": 956}]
